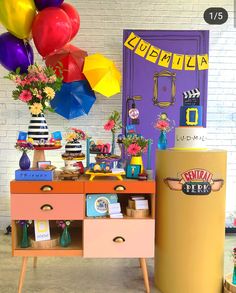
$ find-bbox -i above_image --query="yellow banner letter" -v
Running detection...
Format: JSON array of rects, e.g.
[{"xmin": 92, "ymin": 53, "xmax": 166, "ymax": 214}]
[
  {"xmin": 172, "ymin": 54, "xmax": 184, "ymax": 70},
  {"xmin": 185, "ymin": 55, "xmax": 196, "ymax": 71},
  {"xmin": 197, "ymin": 54, "xmax": 209, "ymax": 70},
  {"xmin": 146, "ymin": 45, "xmax": 161, "ymax": 63},
  {"xmin": 135, "ymin": 39, "xmax": 151, "ymax": 57},
  {"xmin": 124, "ymin": 32, "xmax": 140, "ymax": 51},
  {"xmin": 158, "ymin": 50, "xmax": 172, "ymax": 68}
]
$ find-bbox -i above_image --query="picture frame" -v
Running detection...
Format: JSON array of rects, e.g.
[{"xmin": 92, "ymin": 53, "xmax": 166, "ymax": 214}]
[
  {"xmin": 126, "ymin": 164, "xmax": 141, "ymax": 179},
  {"xmin": 37, "ymin": 161, "xmax": 51, "ymax": 169}
]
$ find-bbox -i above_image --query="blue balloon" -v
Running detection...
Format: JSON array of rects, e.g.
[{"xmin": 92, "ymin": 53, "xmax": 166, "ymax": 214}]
[
  {"xmin": 51, "ymin": 80, "xmax": 97, "ymax": 120},
  {"xmin": 34, "ymin": 0, "xmax": 64, "ymax": 11},
  {"xmin": 0, "ymin": 32, "xmax": 34, "ymax": 73}
]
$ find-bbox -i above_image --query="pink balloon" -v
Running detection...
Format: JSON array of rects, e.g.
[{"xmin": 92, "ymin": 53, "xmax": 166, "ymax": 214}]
[{"xmin": 61, "ymin": 3, "xmax": 80, "ymax": 41}]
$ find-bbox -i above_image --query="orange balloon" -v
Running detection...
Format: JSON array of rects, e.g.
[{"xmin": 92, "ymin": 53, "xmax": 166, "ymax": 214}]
[{"xmin": 32, "ymin": 7, "xmax": 72, "ymax": 57}]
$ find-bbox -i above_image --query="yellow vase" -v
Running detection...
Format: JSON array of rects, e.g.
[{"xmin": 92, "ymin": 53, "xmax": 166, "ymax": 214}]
[{"xmin": 130, "ymin": 156, "xmax": 144, "ymax": 173}]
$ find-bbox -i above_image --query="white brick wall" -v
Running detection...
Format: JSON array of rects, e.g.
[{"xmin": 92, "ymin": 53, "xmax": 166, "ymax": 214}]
[{"xmin": 0, "ymin": 0, "xmax": 235, "ymax": 228}]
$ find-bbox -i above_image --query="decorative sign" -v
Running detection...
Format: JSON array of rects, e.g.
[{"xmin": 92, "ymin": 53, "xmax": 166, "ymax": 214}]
[
  {"xmin": 164, "ymin": 168, "xmax": 224, "ymax": 196},
  {"xmin": 124, "ymin": 32, "xmax": 209, "ymax": 71},
  {"xmin": 34, "ymin": 220, "xmax": 50, "ymax": 241},
  {"xmin": 183, "ymin": 88, "xmax": 200, "ymax": 106}
]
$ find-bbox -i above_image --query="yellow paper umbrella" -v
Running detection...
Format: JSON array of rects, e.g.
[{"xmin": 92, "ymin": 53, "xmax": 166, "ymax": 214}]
[{"xmin": 82, "ymin": 53, "xmax": 121, "ymax": 98}]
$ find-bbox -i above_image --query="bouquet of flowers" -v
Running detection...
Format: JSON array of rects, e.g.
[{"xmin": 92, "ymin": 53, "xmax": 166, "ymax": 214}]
[
  {"xmin": 154, "ymin": 113, "xmax": 174, "ymax": 133},
  {"xmin": 65, "ymin": 128, "xmax": 86, "ymax": 142},
  {"xmin": 15, "ymin": 141, "xmax": 34, "ymax": 152},
  {"xmin": 6, "ymin": 63, "xmax": 62, "ymax": 115},
  {"xmin": 56, "ymin": 220, "xmax": 72, "ymax": 229},
  {"xmin": 123, "ymin": 135, "xmax": 148, "ymax": 156},
  {"xmin": 17, "ymin": 220, "xmax": 32, "ymax": 227}
]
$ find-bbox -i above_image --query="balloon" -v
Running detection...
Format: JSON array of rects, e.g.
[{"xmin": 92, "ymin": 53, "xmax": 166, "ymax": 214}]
[
  {"xmin": 32, "ymin": 7, "xmax": 72, "ymax": 57},
  {"xmin": 34, "ymin": 0, "xmax": 64, "ymax": 11},
  {"xmin": 0, "ymin": 0, "xmax": 36, "ymax": 40},
  {"xmin": 0, "ymin": 32, "xmax": 34, "ymax": 73},
  {"xmin": 61, "ymin": 3, "xmax": 80, "ymax": 41}
]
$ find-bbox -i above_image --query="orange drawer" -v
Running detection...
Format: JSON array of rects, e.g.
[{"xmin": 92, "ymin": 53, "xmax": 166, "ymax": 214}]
[
  {"xmin": 10, "ymin": 181, "xmax": 84, "ymax": 194},
  {"xmin": 84, "ymin": 180, "xmax": 155, "ymax": 194},
  {"xmin": 83, "ymin": 219, "xmax": 154, "ymax": 258},
  {"xmin": 11, "ymin": 194, "xmax": 84, "ymax": 220}
]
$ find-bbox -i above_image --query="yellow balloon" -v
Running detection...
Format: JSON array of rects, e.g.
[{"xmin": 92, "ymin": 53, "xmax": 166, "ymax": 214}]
[{"xmin": 0, "ymin": 0, "xmax": 36, "ymax": 39}]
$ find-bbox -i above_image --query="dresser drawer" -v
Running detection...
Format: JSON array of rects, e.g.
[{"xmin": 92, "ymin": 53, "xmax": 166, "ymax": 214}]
[
  {"xmin": 83, "ymin": 219, "xmax": 154, "ymax": 258},
  {"xmin": 10, "ymin": 181, "xmax": 84, "ymax": 194},
  {"xmin": 11, "ymin": 194, "xmax": 84, "ymax": 220},
  {"xmin": 84, "ymin": 180, "xmax": 155, "ymax": 194}
]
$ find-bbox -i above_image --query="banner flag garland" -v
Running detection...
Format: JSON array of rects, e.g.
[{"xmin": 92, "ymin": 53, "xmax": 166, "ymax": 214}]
[{"xmin": 124, "ymin": 32, "xmax": 209, "ymax": 71}]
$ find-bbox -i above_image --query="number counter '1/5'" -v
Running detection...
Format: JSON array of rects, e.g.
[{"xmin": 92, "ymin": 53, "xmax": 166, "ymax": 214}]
[{"xmin": 204, "ymin": 7, "xmax": 228, "ymax": 25}]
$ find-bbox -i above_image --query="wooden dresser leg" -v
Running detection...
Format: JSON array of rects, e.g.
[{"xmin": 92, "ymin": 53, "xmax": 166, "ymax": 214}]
[
  {"xmin": 33, "ymin": 257, "xmax": 37, "ymax": 268},
  {"xmin": 140, "ymin": 258, "xmax": 150, "ymax": 293},
  {"xmin": 18, "ymin": 257, "xmax": 28, "ymax": 293},
  {"xmin": 139, "ymin": 258, "xmax": 142, "ymax": 268}
]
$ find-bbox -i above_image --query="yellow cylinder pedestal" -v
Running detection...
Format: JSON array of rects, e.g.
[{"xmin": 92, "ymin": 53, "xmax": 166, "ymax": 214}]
[{"xmin": 155, "ymin": 149, "xmax": 227, "ymax": 293}]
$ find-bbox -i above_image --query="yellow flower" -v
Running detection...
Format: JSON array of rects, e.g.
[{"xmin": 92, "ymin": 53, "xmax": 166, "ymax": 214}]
[
  {"xmin": 43, "ymin": 87, "xmax": 55, "ymax": 100},
  {"xmin": 30, "ymin": 103, "xmax": 43, "ymax": 115},
  {"xmin": 66, "ymin": 133, "xmax": 77, "ymax": 142},
  {"xmin": 27, "ymin": 137, "xmax": 34, "ymax": 144}
]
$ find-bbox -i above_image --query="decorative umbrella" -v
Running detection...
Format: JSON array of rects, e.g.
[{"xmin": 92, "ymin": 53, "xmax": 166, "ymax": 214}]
[
  {"xmin": 51, "ymin": 80, "xmax": 96, "ymax": 120},
  {"xmin": 82, "ymin": 53, "xmax": 121, "ymax": 98},
  {"xmin": 45, "ymin": 44, "xmax": 87, "ymax": 82}
]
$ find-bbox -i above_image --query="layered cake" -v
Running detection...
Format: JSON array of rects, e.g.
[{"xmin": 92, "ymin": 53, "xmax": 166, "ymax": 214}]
[
  {"xmin": 175, "ymin": 89, "xmax": 207, "ymax": 149},
  {"xmin": 62, "ymin": 128, "xmax": 86, "ymax": 160}
]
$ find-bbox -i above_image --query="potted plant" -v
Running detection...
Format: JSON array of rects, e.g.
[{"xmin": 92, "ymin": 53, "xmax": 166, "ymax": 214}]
[
  {"xmin": 15, "ymin": 140, "xmax": 34, "ymax": 170},
  {"xmin": 154, "ymin": 113, "xmax": 174, "ymax": 150}
]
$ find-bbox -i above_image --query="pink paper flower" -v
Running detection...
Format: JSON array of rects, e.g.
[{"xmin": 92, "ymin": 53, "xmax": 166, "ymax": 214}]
[
  {"xmin": 104, "ymin": 120, "xmax": 115, "ymax": 131},
  {"xmin": 127, "ymin": 143, "xmax": 141, "ymax": 156},
  {"xmin": 19, "ymin": 90, "xmax": 32, "ymax": 102},
  {"xmin": 156, "ymin": 120, "xmax": 170, "ymax": 130}
]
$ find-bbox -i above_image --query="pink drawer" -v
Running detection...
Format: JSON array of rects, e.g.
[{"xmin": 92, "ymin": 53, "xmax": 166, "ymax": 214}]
[
  {"xmin": 84, "ymin": 219, "xmax": 154, "ymax": 258},
  {"xmin": 11, "ymin": 194, "xmax": 84, "ymax": 220}
]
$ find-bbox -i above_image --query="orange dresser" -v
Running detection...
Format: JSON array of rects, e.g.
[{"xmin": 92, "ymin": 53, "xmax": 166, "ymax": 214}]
[{"xmin": 10, "ymin": 178, "xmax": 155, "ymax": 293}]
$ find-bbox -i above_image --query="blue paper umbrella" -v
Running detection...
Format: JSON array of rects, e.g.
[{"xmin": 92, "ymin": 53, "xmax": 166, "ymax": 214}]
[{"xmin": 51, "ymin": 80, "xmax": 96, "ymax": 120}]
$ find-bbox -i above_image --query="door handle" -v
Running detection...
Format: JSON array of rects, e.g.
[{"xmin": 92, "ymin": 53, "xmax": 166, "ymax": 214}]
[
  {"xmin": 114, "ymin": 185, "xmax": 126, "ymax": 191},
  {"xmin": 113, "ymin": 236, "xmax": 125, "ymax": 243},
  {"xmin": 40, "ymin": 204, "xmax": 53, "ymax": 211},
  {"xmin": 40, "ymin": 185, "xmax": 53, "ymax": 192}
]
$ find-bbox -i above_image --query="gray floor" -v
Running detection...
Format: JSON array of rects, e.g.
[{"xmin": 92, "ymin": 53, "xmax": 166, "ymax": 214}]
[{"xmin": 0, "ymin": 232, "xmax": 235, "ymax": 293}]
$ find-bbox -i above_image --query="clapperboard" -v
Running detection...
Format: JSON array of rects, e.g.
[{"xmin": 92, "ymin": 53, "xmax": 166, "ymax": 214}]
[{"xmin": 183, "ymin": 88, "xmax": 200, "ymax": 106}]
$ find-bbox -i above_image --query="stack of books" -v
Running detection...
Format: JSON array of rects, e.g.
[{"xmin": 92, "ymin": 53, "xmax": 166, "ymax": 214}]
[{"xmin": 108, "ymin": 203, "xmax": 123, "ymax": 218}]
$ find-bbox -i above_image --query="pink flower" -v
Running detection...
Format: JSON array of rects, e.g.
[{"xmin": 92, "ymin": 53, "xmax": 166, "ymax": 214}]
[
  {"xmin": 127, "ymin": 143, "xmax": 141, "ymax": 156},
  {"xmin": 156, "ymin": 120, "xmax": 169, "ymax": 130},
  {"xmin": 19, "ymin": 90, "xmax": 32, "ymax": 102},
  {"xmin": 104, "ymin": 120, "xmax": 115, "ymax": 131}
]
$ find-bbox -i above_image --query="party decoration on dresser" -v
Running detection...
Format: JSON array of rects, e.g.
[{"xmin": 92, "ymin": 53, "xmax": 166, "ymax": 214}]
[
  {"xmin": 34, "ymin": 220, "xmax": 50, "ymax": 241},
  {"xmin": 126, "ymin": 196, "xmax": 150, "ymax": 218},
  {"xmin": 175, "ymin": 88, "xmax": 207, "ymax": 149},
  {"xmin": 126, "ymin": 164, "xmax": 141, "ymax": 179},
  {"xmin": 15, "ymin": 140, "xmax": 34, "ymax": 170},
  {"xmin": 86, "ymin": 194, "xmax": 118, "ymax": 217},
  {"xmin": 34, "ymin": 0, "xmax": 64, "ymax": 11},
  {"xmin": 123, "ymin": 135, "xmax": 149, "ymax": 173},
  {"xmin": 0, "ymin": 0, "xmax": 36, "ymax": 39},
  {"xmin": 61, "ymin": 3, "xmax": 80, "ymax": 41},
  {"xmin": 0, "ymin": 33, "xmax": 34, "ymax": 73},
  {"xmin": 83, "ymin": 53, "xmax": 121, "ymax": 98},
  {"xmin": 154, "ymin": 113, "xmax": 174, "ymax": 150},
  {"xmin": 56, "ymin": 220, "xmax": 72, "ymax": 247},
  {"xmin": 45, "ymin": 44, "xmax": 87, "ymax": 83},
  {"xmin": 17, "ymin": 220, "xmax": 32, "ymax": 248},
  {"xmin": 104, "ymin": 110, "xmax": 122, "ymax": 155},
  {"xmin": 124, "ymin": 32, "xmax": 209, "ymax": 70},
  {"xmin": 51, "ymin": 80, "xmax": 96, "ymax": 120},
  {"xmin": 164, "ymin": 168, "xmax": 224, "ymax": 195},
  {"xmin": 32, "ymin": 7, "xmax": 72, "ymax": 57}
]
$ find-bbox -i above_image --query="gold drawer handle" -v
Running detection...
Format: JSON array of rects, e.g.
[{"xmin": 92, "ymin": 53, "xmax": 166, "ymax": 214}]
[
  {"xmin": 114, "ymin": 185, "xmax": 126, "ymax": 191},
  {"xmin": 40, "ymin": 185, "xmax": 53, "ymax": 192},
  {"xmin": 40, "ymin": 204, "xmax": 53, "ymax": 211},
  {"xmin": 113, "ymin": 236, "xmax": 125, "ymax": 243}
]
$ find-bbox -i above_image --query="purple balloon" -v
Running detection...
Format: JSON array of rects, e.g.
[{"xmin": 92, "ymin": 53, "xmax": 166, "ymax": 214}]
[
  {"xmin": 34, "ymin": 0, "xmax": 64, "ymax": 11},
  {"xmin": 0, "ymin": 32, "xmax": 34, "ymax": 73}
]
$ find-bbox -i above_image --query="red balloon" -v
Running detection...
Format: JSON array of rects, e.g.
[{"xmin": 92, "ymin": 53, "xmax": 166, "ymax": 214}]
[
  {"xmin": 32, "ymin": 7, "xmax": 72, "ymax": 57},
  {"xmin": 61, "ymin": 3, "xmax": 80, "ymax": 41},
  {"xmin": 45, "ymin": 44, "xmax": 87, "ymax": 82}
]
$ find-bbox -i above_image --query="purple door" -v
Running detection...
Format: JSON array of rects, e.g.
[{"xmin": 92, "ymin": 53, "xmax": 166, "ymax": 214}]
[{"xmin": 122, "ymin": 30, "xmax": 209, "ymax": 172}]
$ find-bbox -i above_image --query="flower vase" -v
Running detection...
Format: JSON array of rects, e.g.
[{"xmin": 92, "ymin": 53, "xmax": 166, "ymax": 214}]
[
  {"xmin": 21, "ymin": 223, "xmax": 29, "ymax": 248},
  {"xmin": 158, "ymin": 131, "xmax": 167, "ymax": 150},
  {"xmin": 28, "ymin": 113, "xmax": 49, "ymax": 144},
  {"xmin": 60, "ymin": 226, "xmax": 71, "ymax": 247},
  {"xmin": 130, "ymin": 155, "xmax": 144, "ymax": 173},
  {"xmin": 233, "ymin": 264, "xmax": 236, "ymax": 285},
  {"xmin": 111, "ymin": 131, "xmax": 115, "ymax": 155},
  {"xmin": 19, "ymin": 151, "xmax": 30, "ymax": 170}
]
